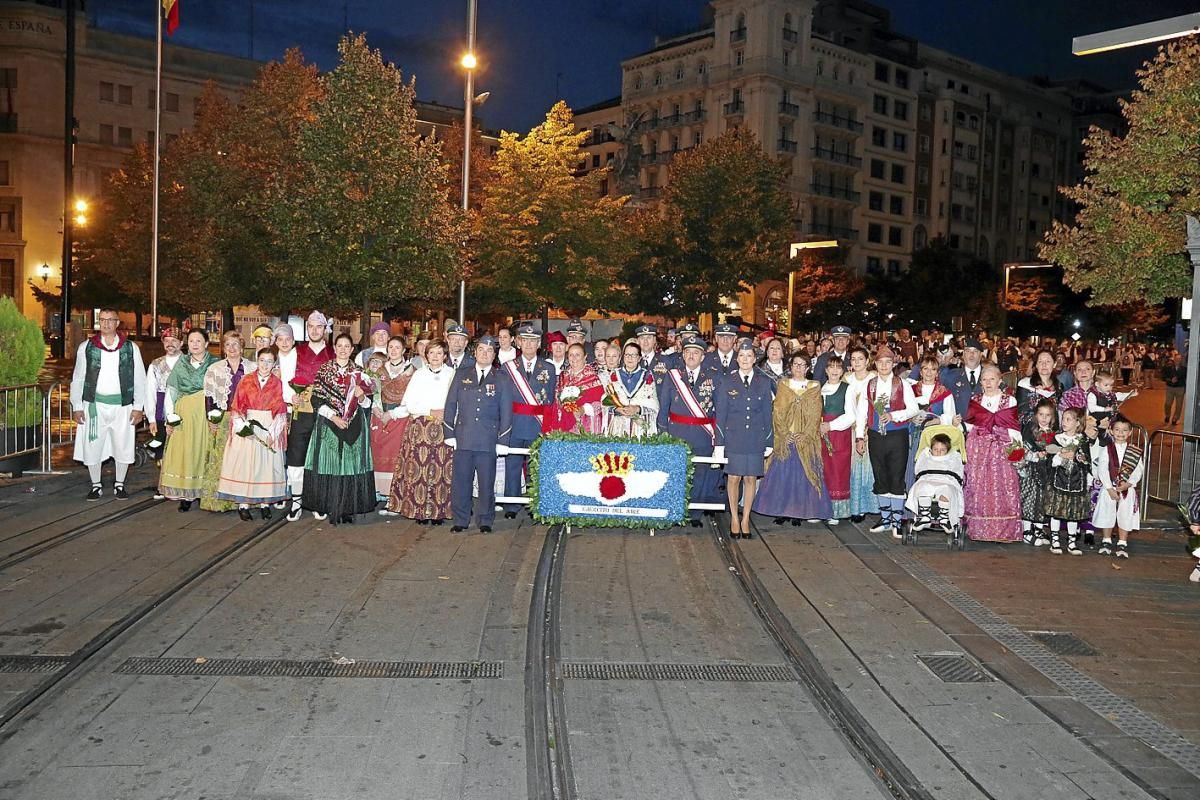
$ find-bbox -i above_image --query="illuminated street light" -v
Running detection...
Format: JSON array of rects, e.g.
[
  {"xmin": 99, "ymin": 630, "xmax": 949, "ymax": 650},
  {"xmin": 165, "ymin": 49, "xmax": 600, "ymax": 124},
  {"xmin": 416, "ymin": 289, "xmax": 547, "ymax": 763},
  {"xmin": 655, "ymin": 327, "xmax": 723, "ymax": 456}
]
[
  {"xmin": 74, "ymin": 198, "xmax": 88, "ymax": 213},
  {"xmin": 457, "ymin": 0, "xmax": 478, "ymax": 326},
  {"xmin": 461, "ymin": 52, "xmax": 477, "ymax": 70}
]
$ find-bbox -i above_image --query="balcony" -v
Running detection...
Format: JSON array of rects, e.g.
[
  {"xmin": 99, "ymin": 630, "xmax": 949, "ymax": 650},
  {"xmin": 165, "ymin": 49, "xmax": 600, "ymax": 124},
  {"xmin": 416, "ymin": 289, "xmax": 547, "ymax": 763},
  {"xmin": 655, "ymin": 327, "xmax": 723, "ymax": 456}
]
[
  {"xmin": 783, "ymin": 28, "xmax": 799, "ymax": 43},
  {"xmin": 809, "ymin": 183, "xmax": 862, "ymax": 203},
  {"xmin": 813, "ymin": 110, "xmax": 863, "ymax": 133},
  {"xmin": 811, "ymin": 147, "xmax": 862, "ymax": 168},
  {"xmin": 777, "ymin": 139, "xmax": 798, "ymax": 154},
  {"xmin": 723, "ymin": 100, "xmax": 745, "ymax": 116},
  {"xmin": 778, "ymin": 101, "xmax": 800, "ymax": 117},
  {"xmin": 656, "ymin": 113, "xmax": 683, "ymax": 129},
  {"xmin": 730, "ymin": 27, "xmax": 747, "ymax": 43},
  {"xmin": 808, "ymin": 223, "xmax": 859, "ymax": 241},
  {"xmin": 682, "ymin": 109, "xmax": 706, "ymax": 123},
  {"xmin": 585, "ymin": 130, "xmax": 615, "ymax": 146},
  {"xmin": 639, "ymin": 187, "xmax": 661, "ymax": 200}
]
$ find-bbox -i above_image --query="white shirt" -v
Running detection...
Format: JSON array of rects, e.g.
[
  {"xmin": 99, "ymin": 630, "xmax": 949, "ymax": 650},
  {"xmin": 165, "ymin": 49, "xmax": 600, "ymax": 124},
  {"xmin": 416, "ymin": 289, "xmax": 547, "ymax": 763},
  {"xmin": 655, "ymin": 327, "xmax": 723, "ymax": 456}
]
[
  {"xmin": 820, "ymin": 382, "xmax": 856, "ymax": 431},
  {"xmin": 144, "ymin": 352, "xmax": 180, "ymax": 414},
  {"xmin": 853, "ymin": 373, "xmax": 918, "ymax": 438},
  {"xmin": 70, "ymin": 336, "xmax": 147, "ymax": 412},
  {"xmin": 448, "ymin": 353, "xmax": 467, "ymax": 369},
  {"xmin": 402, "ymin": 367, "xmax": 452, "ymax": 416},
  {"xmin": 277, "ymin": 348, "xmax": 298, "ymax": 404},
  {"xmin": 497, "ymin": 347, "xmax": 517, "ymax": 365},
  {"xmin": 911, "ymin": 381, "xmax": 957, "ymax": 425},
  {"xmin": 549, "ymin": 358, "xmax": 565, "ymax": 375}
]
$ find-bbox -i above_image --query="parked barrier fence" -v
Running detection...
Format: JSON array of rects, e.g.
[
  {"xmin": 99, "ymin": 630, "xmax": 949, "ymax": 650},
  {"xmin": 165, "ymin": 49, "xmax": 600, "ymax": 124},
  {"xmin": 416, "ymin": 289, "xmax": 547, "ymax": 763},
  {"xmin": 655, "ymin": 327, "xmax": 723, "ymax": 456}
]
[
  {"xmin": 1142, "ymin": 428, "xmax": 1200, "ymax": 524},
  {"xmin": 0, "ymin": 381, "xmax": 76, "ymax": 476}
]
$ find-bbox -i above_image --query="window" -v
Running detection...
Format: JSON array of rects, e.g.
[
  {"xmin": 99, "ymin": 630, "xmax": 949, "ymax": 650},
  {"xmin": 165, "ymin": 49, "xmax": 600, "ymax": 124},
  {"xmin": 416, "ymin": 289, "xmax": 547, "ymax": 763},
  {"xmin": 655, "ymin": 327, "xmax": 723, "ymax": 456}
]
[
  {"xmin": 867, "ymin": 256, "xmax": 882, "ymax": 274},
  {"xmin": 951, "ymin": 203, "xmax": 963, "ymax": 220},
  {"xmin": 968, "ymin": 115, "xmax": 979, "ymax": 130},
  {"xmin": 873, "ymin": 94, "xmax": 888, "ymax": 114},
  {"xmin": 917, "ymin": 166, "xmax": 929, "ymax": 185},
  {"xmin": 783, "ymin": 49, "xmax": 791, "ymax": 67},
  {"xmin": 919, "ymin": 134, "xmax": 930, "ymax": 154},
  {"xmin": 0, "ymin": 200, "xmax": 16, "ymax": 233},
  {"xmin": 890, "ymin": 164, "xmax": 906, "ymax": 184},
  {"xmin": 949, "ymin": 233, "xmax": 960, "ymax": 249},
  {"xmin": 633, "ymin": 74, "xmax": 643, "ymax": 91},
  {"xmin": 100, "ymin": 81, "xmax": 114, "ymax": 102},
  {"xmin": 735, "ymin": 50, "xmax": 744, "ymax": 66},
  {"xmin": 946, "ymin": 79, "xmax": 956, "ymax": 89},
  {"xmin": 698, "ymin": 60, "xmax": 707, "ymax": 75},
  {"xmin": 0, "ymin": 160, "xmax": 8, "ymax": 185},
  {"xmin": 875, "ymin": 61, "xmax": 889, "ymax": 83},
  {"xmin": 914, "ymin": 225, "xmax": 928, "ymax": 248},
  {"xmin": 165, "ymin": 92, "xmax": 180, "ymax": 113},
  {"xmin": 956, "ymin": 110, "xmax": 966, "ymax": 125},
  {"xmin": 0, "ymin": 258, "xmax": 13, "ymax": 298},
  {"xmin": 894, "ymin": 69, "xmax": 909, "ymax": 90},
  {"xmin": 967, "ymin": 144, "xmax": 978, "ymax": 161},
  {"xmin": 892, "ymin": 132, "xmax": 907, "ymax": 152},
  {"xmin": 0, "ymin": 68, "xmax": 15, "ymax": 130},
  {"xmin": 872, "ymin": 126, "xmax": 887, "ymax": 147},
  {"xmin": 870, "ymin": 159, "xmax": 886, "ymax": 179},
  {"xmin": 598, "ymin": 178, "xmax": 608, "ymax": 196},
  {"xmin": 1041, "ymin": 194, "xmax": 1050, "ymax": 207},
  {"xmin": 915, "ymin": 198, "xmax": 928, "ymax": 217},
  {"xmin": 117, "ymin": 126, "xmax": 133, "ymax": 147},
  {"xmin": 118, "ymin": 84, "xmax": 132, "ymax": 105},
  {"xmin": 887, "ymin": 259, "xmax": 902, "ymax": 275},
  {"xmin": 889, "ymin": 195, "xmax": 904, "ymax": 215},
  {"xmin": 816, "ymin": 59, "xmax": 824, "ymax": 76},
  {"xmin": 867, "ymin": 223, "xmax": 883, "ymax": 243},
  {"xmin": 592, "ymin": 154, "xmax": 600, "ymax": 168},
  {"xmin": 888, "ymin": 227, "xmax": 903, "ymax": 247},
  {"xmin": 938, "ymin": 201, "xmax": 945, "ymax": 218},
  {"xmin": 99, "ymin": 123, "xmax": 114, "ymax": 144},
  {"xmin": 675, "ymin": 63, "xmax": 684, "ymax": 81},
  {"xmin": 869, "ymin": 191, "xmax": 884, "ymax": 211},
  {"xmin": 693, "ymin": 130, "xmax": 702, "ymax": 147},
  {"xmin": 920, "ymin": 104, "xmax": 931, "ymax": 121},
  {"xmin": 653, "ymin": 71, "xmax": 662, "ymax": 86},
  {"xmin": 1031, "ymin": 162, "xmax": 1041, "ymax": 178},
  {"xmin": 893, "ymin": 100, "xmax": 908, "ymax": 121}
]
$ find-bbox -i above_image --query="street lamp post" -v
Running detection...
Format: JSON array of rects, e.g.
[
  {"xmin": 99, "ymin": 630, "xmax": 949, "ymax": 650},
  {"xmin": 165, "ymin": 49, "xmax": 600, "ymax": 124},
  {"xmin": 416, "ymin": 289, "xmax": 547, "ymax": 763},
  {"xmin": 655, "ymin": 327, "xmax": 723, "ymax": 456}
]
[
  {"xmin": 457, "ymin": 0, "xmax": 477, "ymax": 328},
  {"xmin": 787, "ymin": 240, "xmax": 838, "ymax": 336}
]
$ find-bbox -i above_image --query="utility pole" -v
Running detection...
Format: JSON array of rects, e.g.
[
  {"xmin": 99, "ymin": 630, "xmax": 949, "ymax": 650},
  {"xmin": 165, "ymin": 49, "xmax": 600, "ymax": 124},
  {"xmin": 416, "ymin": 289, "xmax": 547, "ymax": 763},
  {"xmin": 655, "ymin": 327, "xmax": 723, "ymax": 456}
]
[{"xmin": 59, "ymin": 0, "xmax": 76, "ymax": 359}]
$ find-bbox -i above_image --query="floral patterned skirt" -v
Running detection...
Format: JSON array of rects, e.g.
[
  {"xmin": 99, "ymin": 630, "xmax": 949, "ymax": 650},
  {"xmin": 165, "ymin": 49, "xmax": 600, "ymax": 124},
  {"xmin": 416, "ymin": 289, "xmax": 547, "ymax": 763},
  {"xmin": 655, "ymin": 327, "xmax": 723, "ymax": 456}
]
[{"xmin": 387, "ymin": 415, "xmax": 454, "ymax": 520}]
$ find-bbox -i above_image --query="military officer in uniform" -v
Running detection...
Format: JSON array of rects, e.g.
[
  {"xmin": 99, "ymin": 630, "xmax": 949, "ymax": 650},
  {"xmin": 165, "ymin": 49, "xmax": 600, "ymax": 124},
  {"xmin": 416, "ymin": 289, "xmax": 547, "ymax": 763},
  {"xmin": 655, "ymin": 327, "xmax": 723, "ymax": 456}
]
[
  {"xmin": 704, "ymin": 323, "xmax": 740, "ymax": 374},
  {"xmin": 445, "ymin": 322, "xmax": 475, "ymax": 371},
  {"xmin": 502, "ymin": 324, "xmax": 557, "ymax": 518},
  {"xmin": 713, "ymin": 340, "xmax": 775, "ymax": 538},
  {"xmin": 444, "ymin": 335, "xmax": 512, "ymax": 533},
  {"xmin": 658, "ymin": 337, "xmax": 721, "ymax": 527},
  {"xmin": 636, "ymin": 323, "xmax": 676, "ymax": 380},
  {"xmin": 813, "ymin": 325, "xmax": 853, "ymax": 384},
  {"xmin": 565, "ymin": 319, "xmax": 588, "ymax": 348}
]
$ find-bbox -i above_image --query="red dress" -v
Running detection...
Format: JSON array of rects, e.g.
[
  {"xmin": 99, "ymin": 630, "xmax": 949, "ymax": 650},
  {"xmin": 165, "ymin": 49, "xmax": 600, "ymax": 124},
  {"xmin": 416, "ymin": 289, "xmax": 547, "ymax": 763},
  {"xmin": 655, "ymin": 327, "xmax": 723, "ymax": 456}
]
[{"xmin": 543, "ymin": 366, "xmax": 604, "ymax": 434}]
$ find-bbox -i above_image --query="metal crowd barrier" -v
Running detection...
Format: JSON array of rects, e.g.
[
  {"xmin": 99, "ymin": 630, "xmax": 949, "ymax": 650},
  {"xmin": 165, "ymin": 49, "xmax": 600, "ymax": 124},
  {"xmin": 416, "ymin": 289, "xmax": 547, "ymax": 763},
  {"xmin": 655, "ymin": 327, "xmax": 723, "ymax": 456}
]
[
  {"xmin": 0, "ymin": 381, "xmax": 75, "ymax": 476},
  {"xmin": 494, "ymin": 448, "xmax": 728, "ymax": 511},
  {"xmin": 1141, "ymin": 427, "xmax": 1200, "ymax": 524}
]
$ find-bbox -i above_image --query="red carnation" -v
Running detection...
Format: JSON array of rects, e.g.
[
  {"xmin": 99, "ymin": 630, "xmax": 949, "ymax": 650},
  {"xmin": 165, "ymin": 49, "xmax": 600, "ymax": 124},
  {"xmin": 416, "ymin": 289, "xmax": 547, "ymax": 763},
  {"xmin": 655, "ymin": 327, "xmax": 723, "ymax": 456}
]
[
  {"xmin": 599, "ymin": 475, "xmax": 626, "ymax": 500},
  {"xmin": 1007, "ymin": 447, "xmax": 1026, "ymax": 463}
]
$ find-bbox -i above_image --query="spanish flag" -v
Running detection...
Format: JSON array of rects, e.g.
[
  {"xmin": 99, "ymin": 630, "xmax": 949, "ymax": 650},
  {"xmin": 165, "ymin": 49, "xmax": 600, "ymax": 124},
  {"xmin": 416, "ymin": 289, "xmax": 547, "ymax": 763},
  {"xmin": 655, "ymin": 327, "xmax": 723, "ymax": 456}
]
[{"xmin": 162, "ymin": 0, "xmax": 180, "ymax": 35}]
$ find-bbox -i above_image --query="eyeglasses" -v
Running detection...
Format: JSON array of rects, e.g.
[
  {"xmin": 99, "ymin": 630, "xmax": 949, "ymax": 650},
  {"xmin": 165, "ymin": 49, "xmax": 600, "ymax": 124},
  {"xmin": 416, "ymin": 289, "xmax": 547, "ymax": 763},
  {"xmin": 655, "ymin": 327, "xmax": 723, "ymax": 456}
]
[{"xmin": 98, "ymin": 317, "xmax": 119, "ymax": 323}]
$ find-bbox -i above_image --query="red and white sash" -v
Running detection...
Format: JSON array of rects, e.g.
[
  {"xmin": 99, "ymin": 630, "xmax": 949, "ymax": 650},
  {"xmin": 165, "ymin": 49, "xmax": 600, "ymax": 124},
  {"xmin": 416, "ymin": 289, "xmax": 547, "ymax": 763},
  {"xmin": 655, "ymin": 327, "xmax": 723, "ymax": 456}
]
[
  {"xmin": 668, "ymin": 368, "xmax": 715, "ymax": 443},
  {"xmin": 505, "ymin": 359, "xmax": 544, "ymax": 425}
]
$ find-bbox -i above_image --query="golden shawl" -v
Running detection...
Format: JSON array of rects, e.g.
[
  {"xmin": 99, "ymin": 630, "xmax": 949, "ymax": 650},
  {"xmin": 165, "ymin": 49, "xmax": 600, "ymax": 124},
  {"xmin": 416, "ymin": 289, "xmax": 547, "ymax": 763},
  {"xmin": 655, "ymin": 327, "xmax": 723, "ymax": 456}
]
[{"xmin": 771, "ymin": 379, "xmax": 825, "ymax": 494}]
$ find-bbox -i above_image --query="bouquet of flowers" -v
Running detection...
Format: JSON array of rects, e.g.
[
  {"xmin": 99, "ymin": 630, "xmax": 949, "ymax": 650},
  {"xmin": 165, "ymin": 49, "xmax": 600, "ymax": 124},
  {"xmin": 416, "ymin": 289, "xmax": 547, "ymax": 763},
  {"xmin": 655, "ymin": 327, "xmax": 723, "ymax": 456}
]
[
  {"xmin": 235, "ymin": 418, "xmax": 277, "ymax": 452},
  {"xmin": 207, "ymin": 408, "xmax": 224, "ymax": 424},
  {"xmin": 1005, "ymin": 440, "xmax": 1026, "ymax": 467},
  {"xmin": 872, "ymin": 396, "xmax": 889, "ymax": 436},
  {"xmin": 164, "ymin": 412, "xmax": 183, "ymax": 429},
  {"xmin": 602, "ymin": 374, "xmax": 626, "ymax": 409},
  {"xmin": 559, "ymin": 385, "xmax": 582, "ymax": 415}
]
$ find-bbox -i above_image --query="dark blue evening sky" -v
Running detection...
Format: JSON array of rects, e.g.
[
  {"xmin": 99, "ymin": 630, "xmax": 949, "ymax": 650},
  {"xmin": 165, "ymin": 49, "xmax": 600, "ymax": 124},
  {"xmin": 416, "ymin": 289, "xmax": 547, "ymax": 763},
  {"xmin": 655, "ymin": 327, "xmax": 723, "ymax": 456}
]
[{"xmin": 91, "ymin": 0, "xmax": 1198, "ymax": 132}]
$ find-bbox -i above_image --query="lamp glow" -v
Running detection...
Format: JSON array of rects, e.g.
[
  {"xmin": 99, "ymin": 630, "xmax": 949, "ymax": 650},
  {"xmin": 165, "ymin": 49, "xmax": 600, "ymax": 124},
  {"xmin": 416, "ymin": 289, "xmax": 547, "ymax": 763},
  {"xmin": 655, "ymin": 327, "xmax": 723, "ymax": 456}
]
[{"xmin": 461, "ymin": 52, "xmax": 477, "ymax": 70}]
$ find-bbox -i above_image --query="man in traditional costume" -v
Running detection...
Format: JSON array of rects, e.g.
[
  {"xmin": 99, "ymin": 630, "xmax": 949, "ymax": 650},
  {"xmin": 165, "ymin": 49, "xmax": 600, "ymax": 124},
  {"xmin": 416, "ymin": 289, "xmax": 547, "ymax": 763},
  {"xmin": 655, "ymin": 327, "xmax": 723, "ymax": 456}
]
[
  {"xmin": 283, "ymin": 311, "xmax": 334, "ymax": 521},
  {"xmin": 145, "ymin": 326, "xmax": 183, "ymax": 473},
  {"xmin": 70, "ymin": 309, "xmax": 146, "ymax": 500},
  {"xmin": 502, "ymin": 324, "xmax": 556, "ymax": 519}
]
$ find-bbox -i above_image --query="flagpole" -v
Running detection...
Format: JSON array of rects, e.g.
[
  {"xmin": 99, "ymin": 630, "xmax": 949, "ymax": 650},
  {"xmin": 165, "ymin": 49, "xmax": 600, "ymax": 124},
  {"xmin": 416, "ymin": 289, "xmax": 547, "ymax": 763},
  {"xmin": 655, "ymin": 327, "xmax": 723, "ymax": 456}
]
[{"xmin": 150, "ymin": 0, "xmax": 162, "ymax": 337}]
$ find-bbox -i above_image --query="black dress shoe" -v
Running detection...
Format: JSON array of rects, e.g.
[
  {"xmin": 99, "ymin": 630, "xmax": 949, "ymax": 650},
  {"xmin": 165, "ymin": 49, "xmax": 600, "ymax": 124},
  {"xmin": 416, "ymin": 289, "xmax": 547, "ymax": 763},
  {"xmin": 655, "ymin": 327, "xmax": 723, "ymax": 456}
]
[
  {"xmin": 416, "ymin": 518, "xmax": 429, "ymax": 525},
  {"xmin": 451, "ymin": 525, "xmax": 466, "ymax": 533},
  {"xmin": 480, "ymin": 525, "xmax": 492, "ymax": 533},
  {"xmin": 238, "ymin": 508, "xmax": 253, "ymax": 521},
  {"xmin": 741, "ymin": 529, "xmax": 754, "ymax": 539},
  {"xmin": 114, "ymin": 485, "xmax": 129, "ymax": 500},
  {"xmin": 690, "ymin": 519, "xmax": 703, "ymax": 528},
  {"xmin": 178, "ymin": 500, "xmax": 193, "ymax": 512},
  {"xmin": 850, "ymin": 514, "xmax": 866, "ymax": 523},
  {"xmin": 431, "ymin": 519, "xmax": 444, "ymax": 526},
  {"xmin": 774, "ymin": 517, "xmax": 786, "ymax": 525},
  {"xmin": 791, "ymin": 519, "xmax": 802, "ymax": 527},
  {"xmin": 260, "ymin": 506, "xmax": 272, "ymax": 520},
  {"xmin": 504, "ymin": 511, "xmax": 517, "ymax": 519},
  {"xmin": 340, "ymin": 514, "xmax": 354, "ymax": 525}
]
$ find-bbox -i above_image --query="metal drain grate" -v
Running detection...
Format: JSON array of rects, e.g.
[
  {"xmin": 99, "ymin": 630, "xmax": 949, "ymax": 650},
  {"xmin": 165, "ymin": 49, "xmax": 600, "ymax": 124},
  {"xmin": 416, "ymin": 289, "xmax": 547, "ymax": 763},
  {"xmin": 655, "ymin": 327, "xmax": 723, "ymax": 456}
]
[
  {"xmin": 560, "ymin": 662, "xmax": 796, "ymax": 682},
  {"xmin": 916, "ymin": 653, "xmax": 994, "ymax": 683},
  {"xmin": 1027, "ymin": 630, "xmax": 1099, "ymax": 657},
  {"xmin": 0, "ymin": 654, "xmax": 72, "ymax": 674},
  {"xmin": 115, "ymin": 657, "xmax": 502, "ymax": 679}
]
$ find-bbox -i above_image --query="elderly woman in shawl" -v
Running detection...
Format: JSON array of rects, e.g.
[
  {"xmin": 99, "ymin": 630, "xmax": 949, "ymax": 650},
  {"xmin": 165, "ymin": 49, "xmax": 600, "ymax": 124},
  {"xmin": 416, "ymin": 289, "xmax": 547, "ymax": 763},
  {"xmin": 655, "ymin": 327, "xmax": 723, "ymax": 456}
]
[
  {"xmin": 159, "ymin": 328, "xmax": 219, "ymax": 511},
  {"xmin": 753, "ymin": 352, "xmax": 833, "ymax": 524}
]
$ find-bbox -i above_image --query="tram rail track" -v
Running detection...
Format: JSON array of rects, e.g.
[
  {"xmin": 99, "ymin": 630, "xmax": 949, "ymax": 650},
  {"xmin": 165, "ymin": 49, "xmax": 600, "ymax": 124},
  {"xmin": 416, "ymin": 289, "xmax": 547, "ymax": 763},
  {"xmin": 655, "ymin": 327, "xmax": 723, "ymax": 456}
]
[
  {"xmin": 0, "ymin": 512, "xmax": 291, "ymax": 739},
  {"xmin": 0, "ymin": 492, "xmax": 163, "ymax": 574}
]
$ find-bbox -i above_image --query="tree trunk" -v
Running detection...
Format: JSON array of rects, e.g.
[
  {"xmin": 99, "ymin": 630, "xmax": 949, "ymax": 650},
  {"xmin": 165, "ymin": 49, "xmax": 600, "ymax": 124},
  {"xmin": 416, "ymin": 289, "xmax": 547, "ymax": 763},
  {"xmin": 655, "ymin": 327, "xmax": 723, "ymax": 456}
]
[
  {"xmin": 361, "ymin": 299, "xmax": 372, "ymax": 341},
  {"xmin": 541, "ymin": 305, "xmax": 550, "ymax": 338},
  {"xmin": 222, "ymin": 307, "xmax": 235, "ymax": 333},
  {"xmin": 134, "ymin": 310, "xmax": 143, "ymax": 338}
]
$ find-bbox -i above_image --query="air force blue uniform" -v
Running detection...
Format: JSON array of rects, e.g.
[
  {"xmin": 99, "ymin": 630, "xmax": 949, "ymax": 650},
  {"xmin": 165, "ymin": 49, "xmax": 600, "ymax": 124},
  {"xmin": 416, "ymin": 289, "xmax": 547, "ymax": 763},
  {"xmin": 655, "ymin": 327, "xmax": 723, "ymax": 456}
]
[
  {"xmin": 657, "ymin": 361, "xmax": 722, "ymax": 521},
  {"xmin": 444, "ymin": 364, "xmax": 513, "ymax": 528},
  {"xmin": 714, "ymin": 371, "xmax": 775, "ymax": 477},
  {"xmin": 503, "ymin": 356, "xmax": 556, "ymax": 511}
]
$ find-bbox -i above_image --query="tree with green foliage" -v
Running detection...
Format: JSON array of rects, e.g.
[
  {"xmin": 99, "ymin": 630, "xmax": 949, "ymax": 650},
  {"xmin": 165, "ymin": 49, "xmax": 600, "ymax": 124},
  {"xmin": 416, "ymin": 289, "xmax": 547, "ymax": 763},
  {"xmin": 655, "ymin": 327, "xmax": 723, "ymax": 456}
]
[
  {"xmin": 615, "ymin": 128, "xmax": 794, "ymax": 320},
  {"xmin": 474, "ymin": 101, "xmax": 628, "ymax": 321},
  {"xmin": 787, "ymin": 250, "xmax": 863, "ymax": 333},
  {"xmin": 264, "ymin": 35, "xmax": 462, "ymax": 320},
  {"xmin": 1041, "ymin": 37, "xmax": 1200, "ymax": 305}
]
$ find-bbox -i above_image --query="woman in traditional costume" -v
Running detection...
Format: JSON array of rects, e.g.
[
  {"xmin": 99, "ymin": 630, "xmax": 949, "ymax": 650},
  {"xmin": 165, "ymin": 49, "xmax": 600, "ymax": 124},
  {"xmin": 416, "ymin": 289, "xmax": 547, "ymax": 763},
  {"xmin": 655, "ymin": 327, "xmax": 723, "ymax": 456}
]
[
  {"xmin": 754, "ymin": 352, "xmax": 832, "ymax": 524},
  {"xmin": 368, "ymin": 336, "xmax": 415, "ymax": 499},
  {"xmin": 1016, "ymin": 349, "xmax": 1062, "ymax": 427},
  {"xmin": 819, "ymin": 355, "xmax": 855, "ymax": 522},
  {"xmin": 845, "ymin": 346, "xmax": 876, "ymax": 522},
  {"xmin": 756, "ymin": 337, "xmax": 788, "ymax": 386},
  {"xmin": 383, "ymin": 340, "xmax": 454, "ymax": 524},
  {"xmin": 159, "ymin": 329, "xmax": 219, "ymax": 511},
  {"xmin": 544, "ymin": 343, "xmax": 605, "ymax": 434},
  {"xmin": 302, "ymin": 333, "xmax": 376, "ymax": 525},
  {"xmin": 217, "ymin": 346, "xmax": 288, "ymax": 518},
  {"xmin": 963, "ymin": 364, "xmax": 1024, "ymax": 542},
  {"xmin": 200, "ymin": 330, "xmax": 254, "ymax": 513},
  {"xmin": 604, "ymin": 341, "xmax": 659, "ymax": 438}
]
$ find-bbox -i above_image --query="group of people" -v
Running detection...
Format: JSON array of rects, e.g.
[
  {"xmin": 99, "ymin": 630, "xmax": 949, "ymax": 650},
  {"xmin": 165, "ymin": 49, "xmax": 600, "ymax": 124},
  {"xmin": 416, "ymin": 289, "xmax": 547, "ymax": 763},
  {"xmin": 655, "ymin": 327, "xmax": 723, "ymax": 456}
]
[{"xmin": 68, "ymin": 311, "xmax": 1157, "ymax": 562}]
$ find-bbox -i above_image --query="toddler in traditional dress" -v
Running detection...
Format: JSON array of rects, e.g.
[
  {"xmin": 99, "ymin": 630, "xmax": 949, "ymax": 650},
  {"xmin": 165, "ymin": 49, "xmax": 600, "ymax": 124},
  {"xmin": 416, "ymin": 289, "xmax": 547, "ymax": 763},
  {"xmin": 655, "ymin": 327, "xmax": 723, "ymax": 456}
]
[
  {"xmin": 905, "ymin": 433, "xmax": 964, "ymax": 532},
  {"xmin": 1088, "ymin": 369, "xmax": 1136, "ymax": 444},
  {"xmin": 1092, "ymin": 415, "xmax": 1143, "ymax": 558},
  {"xmin": 1044, "ymin": 407, "xmax": 1092, "ymax": 556},
  {"xmin": 1019, "ymin": 399, "xmax": 1057, "ymax": 547}
]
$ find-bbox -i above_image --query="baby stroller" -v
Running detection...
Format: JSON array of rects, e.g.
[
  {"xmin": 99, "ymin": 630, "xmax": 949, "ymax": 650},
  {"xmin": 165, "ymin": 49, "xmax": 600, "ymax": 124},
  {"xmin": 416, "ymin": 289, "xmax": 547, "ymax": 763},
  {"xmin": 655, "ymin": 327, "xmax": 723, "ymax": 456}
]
[{"xmin": 902, "ymin": 424, "xmax": 967, "ymax": 550}]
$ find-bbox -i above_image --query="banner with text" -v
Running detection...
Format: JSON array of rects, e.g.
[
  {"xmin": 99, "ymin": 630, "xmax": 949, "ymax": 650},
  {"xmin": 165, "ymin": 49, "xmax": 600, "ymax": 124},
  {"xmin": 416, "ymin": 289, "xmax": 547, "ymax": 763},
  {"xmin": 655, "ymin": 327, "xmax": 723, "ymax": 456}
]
[{"xmin": 530, "ymin": 434, "xmax": 692, "ymax": 529}]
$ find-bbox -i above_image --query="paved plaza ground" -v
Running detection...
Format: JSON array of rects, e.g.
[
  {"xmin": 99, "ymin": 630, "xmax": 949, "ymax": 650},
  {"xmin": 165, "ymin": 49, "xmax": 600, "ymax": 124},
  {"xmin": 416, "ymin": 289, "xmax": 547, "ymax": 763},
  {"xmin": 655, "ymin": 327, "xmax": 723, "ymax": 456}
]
[{"xmin": 0, "ymin": 449, "xmax": 1196, "ymax": 799}]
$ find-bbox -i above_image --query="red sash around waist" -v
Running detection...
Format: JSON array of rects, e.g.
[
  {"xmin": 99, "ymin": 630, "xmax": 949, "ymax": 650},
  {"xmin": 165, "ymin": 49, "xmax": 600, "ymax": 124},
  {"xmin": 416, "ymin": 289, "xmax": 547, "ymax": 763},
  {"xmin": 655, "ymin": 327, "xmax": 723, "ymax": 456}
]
[
  {"xmin": 513, "ymin": 402, "xmax": 546, "ymax": 415},
  {"xmin": 669, "ymin": 412, "xmax": 715, "ymax": 426}
]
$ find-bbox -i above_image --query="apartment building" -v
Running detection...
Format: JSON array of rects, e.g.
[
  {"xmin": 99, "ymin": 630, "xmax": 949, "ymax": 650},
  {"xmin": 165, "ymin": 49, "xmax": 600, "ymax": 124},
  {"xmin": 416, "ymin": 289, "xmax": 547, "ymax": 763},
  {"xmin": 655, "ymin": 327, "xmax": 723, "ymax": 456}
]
[{"xmin": 575, "ymin": 0, "xmax": 1112, "ymax": 327}]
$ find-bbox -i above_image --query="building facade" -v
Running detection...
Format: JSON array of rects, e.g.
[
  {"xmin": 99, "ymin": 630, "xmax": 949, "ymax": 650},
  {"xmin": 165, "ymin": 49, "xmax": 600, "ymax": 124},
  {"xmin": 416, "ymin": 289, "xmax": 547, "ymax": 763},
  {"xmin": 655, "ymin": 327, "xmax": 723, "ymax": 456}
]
[{"xmin": 575, "ymin": 0, "xmax": 1113, "ymax": 329}]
